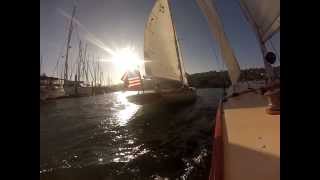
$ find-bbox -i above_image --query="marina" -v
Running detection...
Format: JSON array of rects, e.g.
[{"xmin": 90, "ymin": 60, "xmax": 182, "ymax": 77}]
[{"xmin": 41, "ymin": 0, "xmax": 280, "ymax": 179}]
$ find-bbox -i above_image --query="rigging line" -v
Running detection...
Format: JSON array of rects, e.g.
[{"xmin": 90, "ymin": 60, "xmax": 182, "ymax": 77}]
[
  {"xmin": 80, "ymin": 42, "xmax": 85, "ymax": 81},
  {"xmin": 269, "ymin": 39, "xmax": 280, "ymax": 62},
  {"xmin": 51, "ymin": 13, "xmax": 71, "ymax": 78},
  {"xmin": 232, "ymin": 0, "xmax": 261, "ymax": 38},
  {"xmin": 167, "ymin": 0, "xmax": 184, "ymax": 84},
  {"xmin": 211, "ymin": 35, "xmax": 227, "ymax": 97},
  {"xmin": 78, "ymin": 40, "xmax": 83, "ymax": 82},
  {"xmin": 214, "ymin": 25, "xmax": 228, "ymax": 96},
  {"xmin": 83, "ymin": 43, "xmax": 89, "ymax": 83},
  {"xmin": 74, "ymin": 22, "xmax": 83, "ymax": 81},
  {"xmin": 40, "ymin": 55, "xmax": 43, "ymax": 75},
  {"xmin": 221, "ymin": 49, "xmax": 227, "ymax": 96},
  {"xmin": 232, "ymin": 0, "xmax": 275, "ymax": 79},
  {"xmin": 211, "ymin": 46, "xmax": 223, "ymax": 97},
  {"xmin": 52, "ymin": 42, "xmax": 66, "ymax": 78},
  {"xmin": 88, "ymin": 55, "xmax": 95, "ymax": 82},
  {"xmin": 69, "ymin": 56, "xmax": 77, "ymax": 80},
  {"xmin": 52, "ymin": 37, "xmax": 67, "ymax": 77},
  {"xmin": 211, "ymin": 46, "xmax": 220, "ymax": 71}
]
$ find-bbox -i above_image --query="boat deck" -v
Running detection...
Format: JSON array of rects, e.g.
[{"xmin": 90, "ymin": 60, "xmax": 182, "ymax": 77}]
[{"xmin": 222, "ymin": 91, "xmax": 280, "ymax": 180}]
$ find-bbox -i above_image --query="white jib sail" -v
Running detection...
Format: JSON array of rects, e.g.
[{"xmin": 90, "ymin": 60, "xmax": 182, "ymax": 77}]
[
  {"xmin": 239, "ymin": 0, "xmax": 280, "ymax": 43},
  {"xmin": 144, "ymin": 0, "xmax": 182, "ymax": 82},
  {"xmin": 196, "ymin": 0, "xmax": 241, "ymax": 85}
]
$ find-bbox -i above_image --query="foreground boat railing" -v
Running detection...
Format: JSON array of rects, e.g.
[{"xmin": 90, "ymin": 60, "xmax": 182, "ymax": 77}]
[{"xmin": 210, "ymin": 99, "xmax": 223, "ymax": 180}]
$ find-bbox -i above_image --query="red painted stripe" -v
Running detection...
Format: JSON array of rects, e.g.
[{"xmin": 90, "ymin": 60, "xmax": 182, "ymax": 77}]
[{"xmin": 209, "ymin": 99, "xmax": 223, "ymax": 180}]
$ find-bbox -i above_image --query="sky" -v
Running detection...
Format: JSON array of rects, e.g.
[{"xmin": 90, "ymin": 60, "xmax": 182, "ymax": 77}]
[{"xmin": 40, "ymin": 0, "xmax": 280, "ymax": 85}]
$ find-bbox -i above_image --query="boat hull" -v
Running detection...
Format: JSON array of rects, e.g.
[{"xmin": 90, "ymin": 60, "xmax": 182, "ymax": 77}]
[
  {"xmin": 64, "ymin": 86, "xmax": 96, "ymax": 97},
  {"xmin": 40, "ymin": 86, "xmax": 65, "ymax": 100},
  {"xmin": 127, "ymin": 87, "xmax": 197, "ymax": 105}
]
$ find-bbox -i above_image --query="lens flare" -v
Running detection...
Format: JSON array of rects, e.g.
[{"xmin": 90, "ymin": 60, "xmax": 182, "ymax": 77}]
[{"xmin": 111, "ymin": 47, "xmax": 144, "ymax": 71}]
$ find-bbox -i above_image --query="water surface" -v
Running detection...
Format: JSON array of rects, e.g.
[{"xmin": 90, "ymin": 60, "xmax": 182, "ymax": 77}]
[{"xmin": 40, "ymin": 88, "xmax": 222, "ymax": 180}]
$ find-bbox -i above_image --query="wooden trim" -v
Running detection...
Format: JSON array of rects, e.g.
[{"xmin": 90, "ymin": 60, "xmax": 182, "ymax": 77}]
[{"xmin": 209, "ymin": 99, "xmax": 224, "ymax": 180}]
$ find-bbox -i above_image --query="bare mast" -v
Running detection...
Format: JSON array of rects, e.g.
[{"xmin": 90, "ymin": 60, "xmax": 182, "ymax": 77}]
[
  {"xmin": 64, "ymin": 5, "xmax": 77, "ymax": 80},
  {"xmin": 83, "ymin": 43, "xmax": 89, "ymax": 84},
  {"xmin": 40, "ymin": 55, "xmax": 43, "ymax": 75},
  {"xmin": 77, "ymin": 40, "xmax": 83, "ymax": 83}
]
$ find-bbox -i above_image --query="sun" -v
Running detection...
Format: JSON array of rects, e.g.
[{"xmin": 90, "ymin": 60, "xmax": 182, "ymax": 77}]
[{"xmin": 111, "ymin": 47, "xmax": 144, "ymax": 72}]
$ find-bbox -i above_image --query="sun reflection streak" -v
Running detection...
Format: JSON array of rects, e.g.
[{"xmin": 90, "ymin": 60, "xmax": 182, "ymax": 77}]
[
  {"xmin": 112, "ymin": 145, "xmax": 150, "ymax": 163},
  {"xmin": 114, "ymin": 91, "xmax": 141, "ymax": 126},
  {"xmin": 57, "ymin": 8, "xmax": 116, "ymax": 56},
  {"xmin": 108, "ymin": 91, "xmax": 151, "ymax": 163}
]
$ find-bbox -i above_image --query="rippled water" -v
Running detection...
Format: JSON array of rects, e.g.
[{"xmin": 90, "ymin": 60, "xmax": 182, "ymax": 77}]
[{"xmin": 40, "ymin": 88, "xmax": 222, "ymax": 180}]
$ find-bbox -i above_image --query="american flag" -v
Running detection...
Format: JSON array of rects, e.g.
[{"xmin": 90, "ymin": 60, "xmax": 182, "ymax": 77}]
[{"xmin": 121, "ymin": 70, "xmax": 142, "ymax": 89}]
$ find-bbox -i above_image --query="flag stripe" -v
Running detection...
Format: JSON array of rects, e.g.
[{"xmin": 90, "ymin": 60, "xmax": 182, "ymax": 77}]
[
  {"xmin": 121, "ymin": 70, "xmax": 142, "ymax": 89},
  {"xmin": 128, "ymin": 83, "xmax": 141, "ymax": 87},
  {"xmin": 129, "ymin": 81, "xmax": 141, "ymax": 85},
  {"xmin": 129, "ymin": 81, "xmax": 141, "ymax": 86},
  {"xmin": 128, "ymin": 77, "xmax": 140, "ymax": 81},
  {"xmin": 129, "ymin": 79, "xmax": 141, "ymax": 84}
]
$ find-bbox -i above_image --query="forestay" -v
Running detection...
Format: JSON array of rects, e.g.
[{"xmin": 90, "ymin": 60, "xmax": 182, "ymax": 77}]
[
  {"xmin": 196, "ymin": 0, "xmax": 241, "ymax": 85},
  {"xmin": 144, "ymin": 0, "xmax": 182, "ymax": 82},
  {"xmin": 174, "ymin": 24, "xmax": 189, "ymax": 86}
]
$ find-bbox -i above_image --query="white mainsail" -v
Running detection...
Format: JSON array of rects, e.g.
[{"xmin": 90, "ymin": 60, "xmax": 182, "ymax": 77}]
[
  {"xmin": 144, "ymin": 0, "xmax": 183, "ymax": 83},
  {"xmin": 196, "ymin": 0, "xmax": 241, "ymax": 85},
  {"xmin": 239, "ymin": 0, "xmax": 280, "ymax": 43}
]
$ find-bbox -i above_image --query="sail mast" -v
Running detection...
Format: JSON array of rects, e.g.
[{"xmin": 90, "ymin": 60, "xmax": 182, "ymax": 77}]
[
  {"xmin": 64, "ymin": 4, "xmax": 77, "ymax": 80},
  {"xmin": 167, "ymin": 0, "xmax": 184, "ymax": 84},
  {"xmin": 77, "ymin": 40, "xmax": 82, "ymax": 83},
  {"xmin": 84, "ymin": 43, "xmax": 89, "ymax": 84},
  {"xmin": 40, "ymin": 55, "xmax": 43, "ymax": 75}
]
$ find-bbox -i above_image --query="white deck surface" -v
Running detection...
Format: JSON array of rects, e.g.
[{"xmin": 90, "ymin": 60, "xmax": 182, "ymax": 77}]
[{"xmin": 223, "ymin": 91, "xmax": 280, "ymax": 180}]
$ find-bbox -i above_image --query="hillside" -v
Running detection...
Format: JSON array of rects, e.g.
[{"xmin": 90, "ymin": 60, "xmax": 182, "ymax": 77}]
[{"xmin": 187, "ymin": 66, "xmax": 280, "ymax": 88}]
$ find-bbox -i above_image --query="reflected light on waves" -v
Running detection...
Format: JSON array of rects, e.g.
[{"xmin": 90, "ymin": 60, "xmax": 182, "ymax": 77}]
[{"xmin": 114, "ymin": 91, "xmax": 140, "ymax": 126}]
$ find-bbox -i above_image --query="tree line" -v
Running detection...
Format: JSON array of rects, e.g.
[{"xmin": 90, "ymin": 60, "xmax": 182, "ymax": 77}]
[{"xmin": 187, "ymin": 66, "xmax": 280, "ymax": 88}]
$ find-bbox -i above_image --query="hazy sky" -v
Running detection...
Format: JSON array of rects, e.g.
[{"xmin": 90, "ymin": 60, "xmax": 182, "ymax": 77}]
[{"xmin": 40, "ymin": 0, "xmax": 280, "ymax": 84}]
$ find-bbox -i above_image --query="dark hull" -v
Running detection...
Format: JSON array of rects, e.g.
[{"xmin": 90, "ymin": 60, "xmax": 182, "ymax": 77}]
[{"xmin": 127, "ymin": 88, "xmax": 197, "ymax": 105}]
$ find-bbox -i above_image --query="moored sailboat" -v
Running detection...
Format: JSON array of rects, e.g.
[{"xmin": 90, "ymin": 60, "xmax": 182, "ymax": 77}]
[
  {"xmin": 40, "ymin": 76, "xmax": 66, "ymax": 101},
  {"xmin": 127, "ymin": 0, "xmax": 197, "ymax": 105}
]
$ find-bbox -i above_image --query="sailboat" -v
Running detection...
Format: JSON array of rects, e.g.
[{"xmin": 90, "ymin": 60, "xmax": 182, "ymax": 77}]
[
  {"xmin": 195, "ymin": 0, "xmax": 280, "ymax": 180},
  {"xmin": 40, "ymin": 75, "xmax": 66, "ymax": 101},
  {"xmin": 40, "ymin": 55, "xmax": 66, "ymax": 101},
  {"xmin": 127, "ymin": 0, "xmax": 197, "ymax": 105},
  {"xmin": 61, "ymin": 4, "xmax": 105, "ymax": 97}
]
